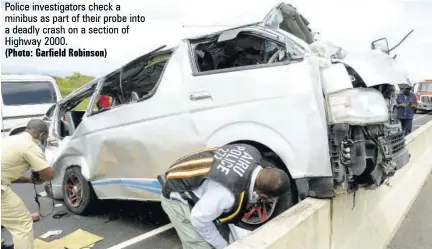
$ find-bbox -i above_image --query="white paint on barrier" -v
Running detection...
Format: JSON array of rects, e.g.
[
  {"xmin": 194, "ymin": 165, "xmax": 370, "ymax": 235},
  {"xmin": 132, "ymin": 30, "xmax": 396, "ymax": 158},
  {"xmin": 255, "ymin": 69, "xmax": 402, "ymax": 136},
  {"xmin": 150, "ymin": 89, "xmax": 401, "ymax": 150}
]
[{"xmin": 106, "ymin": 223, "xmax": 174, "ymax": 249}]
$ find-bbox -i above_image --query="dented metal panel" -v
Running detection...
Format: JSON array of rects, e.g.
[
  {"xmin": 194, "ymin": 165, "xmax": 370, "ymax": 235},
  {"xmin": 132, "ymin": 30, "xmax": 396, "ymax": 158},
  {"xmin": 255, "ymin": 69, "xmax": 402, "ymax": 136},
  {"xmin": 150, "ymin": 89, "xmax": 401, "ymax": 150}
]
[
  {"xmin": 184, "ymin": 47, "xmax": 332, "ymax": 178},
  {"xmin": 48, "ymin": 44, "xmax": 206, "ymax": 200},
  {"xmin": 43, "ymin": 2, "xmax": 411, "ymax": 204},
  {"xmin": 320, "ymin": 63, "xmax": 354, "ymax": 95},
  {"xmin": 342, "ymin": 50, "xmax": 412, "ymax": 87}
]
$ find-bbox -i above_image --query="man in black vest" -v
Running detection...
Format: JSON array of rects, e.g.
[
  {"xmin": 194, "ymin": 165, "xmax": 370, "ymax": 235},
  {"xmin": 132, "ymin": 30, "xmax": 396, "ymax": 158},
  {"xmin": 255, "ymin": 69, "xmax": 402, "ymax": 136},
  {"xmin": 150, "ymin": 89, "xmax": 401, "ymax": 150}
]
[{"xmin": 158, "ymin": 143, "xmax": 291, "ymax": 249}]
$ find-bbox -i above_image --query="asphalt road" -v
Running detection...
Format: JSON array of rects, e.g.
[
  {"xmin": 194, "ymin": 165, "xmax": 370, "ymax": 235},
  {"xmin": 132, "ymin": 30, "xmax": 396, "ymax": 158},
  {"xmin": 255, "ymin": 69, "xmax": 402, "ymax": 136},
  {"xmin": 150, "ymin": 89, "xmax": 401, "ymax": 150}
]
[
  {"xmin": 388, "ymin": 173, "xmax": 432, "ymax": 249},
  {"xmin": 1, "ymin": 182, "xmax": 174, "ymax": 249},
  {"xmin": 1, "ymin": 112, "xmax": 431, "ymax": 249},
  {"xmin": 412, "ymin": 111, "xmax": 432, "ymax": 131},
  {"xmin": 388, "ymin": 111, "xmax": 432, "ymax": 249}
]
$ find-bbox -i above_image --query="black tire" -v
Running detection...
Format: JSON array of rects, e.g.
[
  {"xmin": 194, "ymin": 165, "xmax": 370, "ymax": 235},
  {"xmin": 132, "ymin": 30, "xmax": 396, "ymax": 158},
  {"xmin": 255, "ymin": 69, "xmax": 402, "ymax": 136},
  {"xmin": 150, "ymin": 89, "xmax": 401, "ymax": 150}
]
[
  {"xmin": 234, "ymin": 157, "xmax": 298, "ymax": 231},
  {"xmin": 62, "ymin": 166, "xmax": 98, "ymax": 215}
]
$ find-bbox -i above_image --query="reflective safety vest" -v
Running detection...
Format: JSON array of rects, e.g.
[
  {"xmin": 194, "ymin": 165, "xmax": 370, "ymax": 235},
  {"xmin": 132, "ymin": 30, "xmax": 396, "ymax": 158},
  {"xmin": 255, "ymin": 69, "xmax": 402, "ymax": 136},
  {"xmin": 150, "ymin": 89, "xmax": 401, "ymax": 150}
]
[{"xmin": 160, "ymin": 144, "xmax": 262, "ymax": 224}]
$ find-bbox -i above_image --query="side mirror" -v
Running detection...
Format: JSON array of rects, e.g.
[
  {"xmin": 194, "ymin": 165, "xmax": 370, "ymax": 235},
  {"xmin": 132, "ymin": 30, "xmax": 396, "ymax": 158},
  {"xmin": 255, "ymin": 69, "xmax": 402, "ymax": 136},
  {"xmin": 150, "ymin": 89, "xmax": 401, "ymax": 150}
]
[{"xmin": 371, "ymin": 38, "xmax": 389, "ymax": 54}]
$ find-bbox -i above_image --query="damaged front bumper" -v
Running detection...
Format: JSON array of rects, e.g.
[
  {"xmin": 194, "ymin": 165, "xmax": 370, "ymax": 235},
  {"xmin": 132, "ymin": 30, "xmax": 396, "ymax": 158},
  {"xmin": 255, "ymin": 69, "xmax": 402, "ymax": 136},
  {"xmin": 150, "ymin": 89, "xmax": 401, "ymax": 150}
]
[
  {"xmin": 364, "ymin": 122, "xmax": 410, "ymax": 188},
  {"xmin": 379, "ymin": 123, "xmax": 410, "ymax": 168},
  {"xmin": 301, "ymin": 121, "xmax": 411, "ymax": 199}
]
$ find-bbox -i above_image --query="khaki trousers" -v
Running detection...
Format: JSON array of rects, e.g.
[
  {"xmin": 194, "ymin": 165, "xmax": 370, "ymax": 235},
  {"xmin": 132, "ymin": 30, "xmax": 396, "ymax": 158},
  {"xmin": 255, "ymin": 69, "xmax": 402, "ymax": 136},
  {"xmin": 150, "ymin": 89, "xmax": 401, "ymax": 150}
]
[
  {"xmin": 161, "ymin": 195, "xmax": 214, "ymax": 249},
  {"xmin": 1, "ymin": 185, "xmax": 34, "ymax": 249}
]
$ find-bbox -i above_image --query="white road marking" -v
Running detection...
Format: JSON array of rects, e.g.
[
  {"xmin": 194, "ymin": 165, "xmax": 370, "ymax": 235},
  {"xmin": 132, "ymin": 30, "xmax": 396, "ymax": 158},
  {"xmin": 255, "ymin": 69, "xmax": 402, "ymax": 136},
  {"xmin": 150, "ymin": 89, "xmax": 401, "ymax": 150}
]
[
  {"xmin": 106, "ymin": 223, "xmax": 174, "ymax": 249},
  {"xmin": 414, "ymin": 112, "xmax": 431, "ymax": 121}
]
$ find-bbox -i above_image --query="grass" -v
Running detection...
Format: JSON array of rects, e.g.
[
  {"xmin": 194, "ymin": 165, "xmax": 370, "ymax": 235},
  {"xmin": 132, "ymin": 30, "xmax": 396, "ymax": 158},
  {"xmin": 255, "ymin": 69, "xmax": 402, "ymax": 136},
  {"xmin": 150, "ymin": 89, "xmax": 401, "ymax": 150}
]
[
  {"xmin": 54, "ymin": 73, "xmax": 95, "ymax": 110},
  {"xmin": 51, "ymin": 73, "xmax": 94, "ymax": 108}
]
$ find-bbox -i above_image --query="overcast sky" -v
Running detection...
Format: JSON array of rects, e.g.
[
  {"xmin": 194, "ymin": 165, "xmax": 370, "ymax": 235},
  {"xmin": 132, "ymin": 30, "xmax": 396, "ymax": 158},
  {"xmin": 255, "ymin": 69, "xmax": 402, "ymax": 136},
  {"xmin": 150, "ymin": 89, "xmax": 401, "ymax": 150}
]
[{"xmin": 1, "ymin": 0, "xmax": 431, "ymax": 82}]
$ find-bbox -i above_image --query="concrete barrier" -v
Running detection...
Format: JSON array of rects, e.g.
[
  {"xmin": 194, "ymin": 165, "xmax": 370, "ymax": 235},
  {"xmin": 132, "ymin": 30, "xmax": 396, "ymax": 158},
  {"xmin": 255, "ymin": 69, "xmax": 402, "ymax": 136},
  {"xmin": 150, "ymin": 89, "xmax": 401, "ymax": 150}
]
[
  {"xmin": 228, "ymin": 198, "xmax": 331, "ymax": 249},
  {"xmin": 228, "ymin": 120, "xmax": 432, "ymax": 249}
]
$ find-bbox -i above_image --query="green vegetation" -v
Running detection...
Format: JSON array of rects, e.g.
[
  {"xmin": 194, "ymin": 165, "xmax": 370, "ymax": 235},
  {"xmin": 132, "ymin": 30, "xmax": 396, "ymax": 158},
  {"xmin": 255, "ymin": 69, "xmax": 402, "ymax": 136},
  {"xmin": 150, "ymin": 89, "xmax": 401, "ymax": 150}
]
[
  {"xmin": 52, "ymin": 72, "xmax": 95, "ymax": 110},
  {"xmin": 53, "ymin": 72, "xmax": 94, "ymax": 96}
]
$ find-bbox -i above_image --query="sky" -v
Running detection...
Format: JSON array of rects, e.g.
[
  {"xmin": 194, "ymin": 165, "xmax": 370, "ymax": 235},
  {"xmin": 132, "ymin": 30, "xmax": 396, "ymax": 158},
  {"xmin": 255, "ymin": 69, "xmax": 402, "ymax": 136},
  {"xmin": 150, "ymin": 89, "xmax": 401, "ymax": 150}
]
[{"xmin": 1, "ymin": 0, "xmax": 431, "ymax": 82}]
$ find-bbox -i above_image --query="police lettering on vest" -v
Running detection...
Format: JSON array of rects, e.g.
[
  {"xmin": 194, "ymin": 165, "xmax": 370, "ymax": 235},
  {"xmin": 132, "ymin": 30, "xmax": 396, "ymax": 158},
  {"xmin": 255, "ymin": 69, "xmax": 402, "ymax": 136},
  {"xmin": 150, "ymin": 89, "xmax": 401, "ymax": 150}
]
[
  {"xmin": 213, "ymin": 144, "xmax": 257, "ymax": 177},
  {"xmin": 160, "ymin": 144, "xmax": 262, "ymax": 224}
]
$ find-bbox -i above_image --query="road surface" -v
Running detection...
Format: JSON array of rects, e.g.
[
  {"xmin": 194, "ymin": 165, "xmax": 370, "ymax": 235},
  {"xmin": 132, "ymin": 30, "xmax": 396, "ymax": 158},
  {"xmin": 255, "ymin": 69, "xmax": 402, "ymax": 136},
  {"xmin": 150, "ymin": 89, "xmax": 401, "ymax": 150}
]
[
  {"xmin": 1, "ymin": 112, "xmax": 431, "ymax": 248},
  {"xmin": 388, "ymin": 173, "xmax": 432, "ymax": 249},
  {"xmin": 388, "ymin": 111, "xmax": 432, "ymax": 249}
]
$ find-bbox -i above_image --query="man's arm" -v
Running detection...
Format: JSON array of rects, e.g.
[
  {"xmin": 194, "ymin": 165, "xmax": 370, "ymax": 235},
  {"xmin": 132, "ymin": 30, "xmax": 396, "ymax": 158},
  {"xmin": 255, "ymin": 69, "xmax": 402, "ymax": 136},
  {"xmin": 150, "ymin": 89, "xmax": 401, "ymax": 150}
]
[
  {"xmin": 23, "ymin": 144, "xmax": 54, "ymax": 182},
  {"xmin": 11, "ymin": 176, "xmax": 33, "ymax": 184},
  {"xmin": 36, "ymin": 168, "xmax": 54, "ymax": 182},
  {"xmin": 396, "ymin": 93, "xmax": 401, "ymax": 104},
  {"xmin": 395, "ymin": 94, "xmax": 405, "ymax": 107},
  {"xmin": 190, "ymin": 181, "xmax": 235, "ymax": 249}
]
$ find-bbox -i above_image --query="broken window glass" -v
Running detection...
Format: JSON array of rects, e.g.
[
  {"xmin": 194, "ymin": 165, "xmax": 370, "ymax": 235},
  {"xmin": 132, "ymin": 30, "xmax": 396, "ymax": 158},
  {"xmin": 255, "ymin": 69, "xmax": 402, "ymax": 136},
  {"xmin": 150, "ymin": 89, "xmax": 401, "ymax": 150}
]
[
  {"xmin": 192, "ymin": 32, "xmax": 288, "ymax": 72},
  {"xmin": 121, "ymin": 51, "xmax": 172, "ymax": 102},
  {"xmin": 89, "ymin": 72, "xmax": 122, "ymax": 115},
  {"xmin": 56, "ymin": 85, "xmax": 97, "ymax": 137},
  {"xmin": 275, "ymin": 4, "xmax": 314, "ymax": 44},
  {"xmin": 264, "ymin": 4, "xmax": 314, "ymax": 44}
]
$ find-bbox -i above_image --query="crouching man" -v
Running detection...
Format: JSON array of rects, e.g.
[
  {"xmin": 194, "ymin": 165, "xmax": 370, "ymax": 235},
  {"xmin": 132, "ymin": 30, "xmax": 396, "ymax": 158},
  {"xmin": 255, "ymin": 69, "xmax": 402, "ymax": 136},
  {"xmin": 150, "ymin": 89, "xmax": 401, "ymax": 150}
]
[
  {"xmin": 1, "ymin": 119, "xmax": 54, "ymax": 249},
  {"xmin": 158, "ymin": 144, "xmax": 291, "ymax": 249}
]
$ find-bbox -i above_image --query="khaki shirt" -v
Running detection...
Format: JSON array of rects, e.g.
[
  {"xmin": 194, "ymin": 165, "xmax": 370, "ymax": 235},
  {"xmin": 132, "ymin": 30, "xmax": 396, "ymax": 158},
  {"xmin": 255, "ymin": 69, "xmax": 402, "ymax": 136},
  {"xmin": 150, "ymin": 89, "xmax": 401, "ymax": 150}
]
[{"xmin": 1, "ymin": 132, "xmax": 48, "ymax": 186}]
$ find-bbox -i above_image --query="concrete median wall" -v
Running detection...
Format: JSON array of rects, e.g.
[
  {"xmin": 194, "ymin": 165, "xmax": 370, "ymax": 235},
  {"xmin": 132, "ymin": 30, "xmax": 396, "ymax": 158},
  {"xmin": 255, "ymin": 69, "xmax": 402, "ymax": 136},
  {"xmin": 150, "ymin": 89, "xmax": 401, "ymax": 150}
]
[
  {"xmin": 228, "ymin": 120, "xmax": 432, "ymax": 249},
  {"xmin": 331, "ymin": 120, "xmax": 432, "ymax": 249},
  {"xmin": 228, "ymin": 198, "xmax": 332, "ymax": 249}
]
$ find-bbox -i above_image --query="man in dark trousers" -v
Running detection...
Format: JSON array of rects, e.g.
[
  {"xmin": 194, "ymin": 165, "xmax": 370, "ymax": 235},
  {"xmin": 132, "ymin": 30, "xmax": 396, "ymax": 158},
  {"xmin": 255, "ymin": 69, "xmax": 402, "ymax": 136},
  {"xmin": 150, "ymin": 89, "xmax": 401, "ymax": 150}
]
[
  {"xmin": 158, "ymin": 144, "xmax": 291, "ymax": 249},
  {"xmin": 396, "ymin": 85, "xmax": 417, "ymax": 135}
]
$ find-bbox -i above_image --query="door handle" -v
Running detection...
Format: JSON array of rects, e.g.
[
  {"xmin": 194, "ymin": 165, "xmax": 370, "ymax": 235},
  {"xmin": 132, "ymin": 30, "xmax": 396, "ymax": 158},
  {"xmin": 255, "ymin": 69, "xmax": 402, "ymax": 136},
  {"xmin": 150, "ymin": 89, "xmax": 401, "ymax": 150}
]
[{"xmin": 190, "ymin": 91, "xmax": 212, "ymax": 101}]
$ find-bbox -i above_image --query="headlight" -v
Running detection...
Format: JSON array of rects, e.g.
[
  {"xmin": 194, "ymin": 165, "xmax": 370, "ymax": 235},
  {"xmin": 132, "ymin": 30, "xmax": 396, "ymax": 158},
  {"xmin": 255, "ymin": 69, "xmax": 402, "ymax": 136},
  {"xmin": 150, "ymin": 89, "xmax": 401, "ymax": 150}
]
[{"xmin": 326, "ymin": 88, "xmax": 389, "ymax": 125}]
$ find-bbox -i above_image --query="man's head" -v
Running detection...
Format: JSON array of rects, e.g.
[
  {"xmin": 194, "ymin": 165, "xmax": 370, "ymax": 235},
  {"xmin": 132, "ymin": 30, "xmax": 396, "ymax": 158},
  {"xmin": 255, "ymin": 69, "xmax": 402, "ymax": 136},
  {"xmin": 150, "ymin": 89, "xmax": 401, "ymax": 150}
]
[
  {"xmin": 254, "ymin": 167, "xmax": 290, "ymax": 197},
  {"xmin": 25, "ymin": 119, "xmax": 49, "ymax": 143},
  {"xmin": 403, "ymin": 86, "xmax": 412, "ymax": 95}
]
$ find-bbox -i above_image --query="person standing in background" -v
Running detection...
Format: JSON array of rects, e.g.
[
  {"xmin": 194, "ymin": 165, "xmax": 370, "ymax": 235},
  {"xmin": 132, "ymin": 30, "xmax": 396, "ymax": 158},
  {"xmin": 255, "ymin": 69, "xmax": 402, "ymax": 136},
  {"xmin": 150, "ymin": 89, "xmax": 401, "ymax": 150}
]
[{"xmin": 396, "ymin": 85, "xmax": 417, "ymax": 135}]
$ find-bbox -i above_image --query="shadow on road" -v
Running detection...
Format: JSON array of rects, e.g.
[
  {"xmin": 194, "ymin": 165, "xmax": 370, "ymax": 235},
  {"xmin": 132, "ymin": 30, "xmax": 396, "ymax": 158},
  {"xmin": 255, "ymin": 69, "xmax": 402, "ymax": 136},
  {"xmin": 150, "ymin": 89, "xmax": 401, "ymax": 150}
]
[
  {"xmin": 2, "ymin": 183, "xmax": 171, "ymax": 248},
  {"xmin": 87, "ymin": 199, "xmax": 170, "ymax": 227}
]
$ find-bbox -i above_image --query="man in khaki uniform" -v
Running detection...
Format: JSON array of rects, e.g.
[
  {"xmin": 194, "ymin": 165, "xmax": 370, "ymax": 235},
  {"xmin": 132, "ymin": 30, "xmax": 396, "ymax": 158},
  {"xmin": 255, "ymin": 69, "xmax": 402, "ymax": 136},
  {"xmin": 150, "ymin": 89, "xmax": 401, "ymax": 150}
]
[{"xmin": 1, "ymin": 119, "xmax": 54, "ymax": 249}]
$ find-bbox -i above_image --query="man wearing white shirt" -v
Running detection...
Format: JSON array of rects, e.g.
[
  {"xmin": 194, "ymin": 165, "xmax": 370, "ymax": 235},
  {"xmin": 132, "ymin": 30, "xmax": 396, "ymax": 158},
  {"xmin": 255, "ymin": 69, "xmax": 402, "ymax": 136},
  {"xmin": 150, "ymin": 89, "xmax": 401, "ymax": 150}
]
[{"xmin": 158, "ymin": 144, "xmax": 291, "ymax": 249}]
